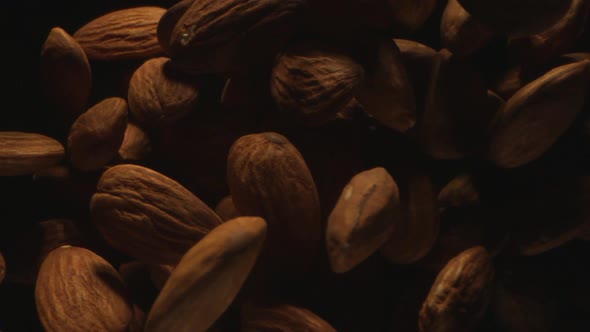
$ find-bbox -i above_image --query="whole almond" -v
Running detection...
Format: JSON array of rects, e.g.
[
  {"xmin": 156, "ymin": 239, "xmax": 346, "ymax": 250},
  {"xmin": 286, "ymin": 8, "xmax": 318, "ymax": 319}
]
[
  {"xmin": 117, "ymin": 122, "xmax": 152, "ymax": 162},
  {"xmin": 215, "ymin": 195, "xmax": 241, "ymax": 222},
  {"xmin": 441, "ymin": 0, "xmax": 495, "ymax": 57},
  {"xmin": 128, "ymin": 57, "xmax": 199, "ymax": 128},
  {"xmin": 157, "ymin": 0, "xmax": 194, "ymax": 54},
  {"xmin": 508, "ymin": 0, "xmax": 590, "ymax": 65},
  {"xmin": 145, "ymin": 217, "xmax": 267, "ymax": 332},
  {"xmin": 74, "ymin": 7, "xmax": 166, "ymax": 61},
  {"xmin": 327, "ymin": 167, "xmax": 400, "ymax": 273},
  {"xmin": 389, "ymin": 0, "xmax": 438, "ymax": 32},
  {"xmin": 0, "ymin": 132, "xmax": 64, "ymax": 176},
  {"xmin": 419, "ymin": 246, "xmax": 495, "ymax": 332},
  {"xmin": 457, "ymin": 0, "xmax": 573, "ymax": 37},
  {"xmin": 356, "ymin": 39, "xmax": 416, "ymax": 132},
  {"xmin": 227, "ymin": 132, "xmax": 322, "ymax": 276},
  {"xmin": 90, "ymin": 164, "xmax": 222, "ymax": 265},
  {"xmin": 168, "ymin": 0, "xmax": 306, "ymax": 74},
  {"xmin": 242, "ymin": 304, "xmax": 337, "ymax": 332},
  {"xmin": 488, "ymin": 60, "xmax": 590, "ymax": 168},
  {"xmin": 40, "ymin": 27, "xmax": 91, "ymax": 120},
  {"xmin": 437, "ymin": 174, "xmax": 480, "ymax": 210},
  {"xmin": 271, "ymin": 45, "xmax": 364, "ymax": 125},
  {"xmin": 395, "ymin": 39, "xmax": 437, "ymax": 111},
  {"xmin": 382, "ymin": 172, "xmax": 439, "ymax": 264},
  {"xmin": 35, "ymin": 246, "xmax": 133, "ymax": 332},
  {"xmin": 68, "ymin": 97, "xmax": 128, "ymax": 171}
]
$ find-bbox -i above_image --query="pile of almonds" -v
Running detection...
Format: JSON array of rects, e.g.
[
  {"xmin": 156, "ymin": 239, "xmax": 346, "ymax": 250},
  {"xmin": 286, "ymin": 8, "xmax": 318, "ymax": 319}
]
[{"xmin": 1, "ymin": 0, "xmax": 590, "ymax": 331}]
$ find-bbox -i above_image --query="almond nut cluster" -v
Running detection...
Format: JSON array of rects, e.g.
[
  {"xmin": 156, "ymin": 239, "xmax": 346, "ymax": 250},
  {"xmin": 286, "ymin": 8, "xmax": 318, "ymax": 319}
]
[{"xmin": 1, "ymin": 0, "xmax": 590, "ymax": 331}]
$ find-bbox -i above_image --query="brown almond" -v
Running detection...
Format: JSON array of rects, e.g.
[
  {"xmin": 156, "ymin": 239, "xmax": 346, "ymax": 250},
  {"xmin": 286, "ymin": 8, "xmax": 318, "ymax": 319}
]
[
  {"xmin": 90, "ymin": 164, "xmax": 223, "ymax": 265},
  {"xmin": 381, "ymin": 172, "xmax": 439, "ymax": 264},
  {"xmin": 419, "ymin": 246, "xmax": 495, "ymax": 332},
  {"xmin": 457, "ymin": 0, "xmax": 573, "ymax": 37},
  {"xmin": 128, "ymin": 57, "xmax": 199, "ymax": 128},
  {"xmin": 168, "ymin": 0, "xmax": 306, "ymax": 74},
  {"xmin": 271, "ymin": 45, "xmax": 364, "ymax": 125},
  {"xmin": 227, "ymin": 132, "xmax": 322, "ymax": 276},
  {"xmin": 441, "ymin": 0, "xmax": 495, "ymax": 57},
  {"xmin": 149, "ymin": 264, "xmax": 174, "ymax": 291},
  {"xmin": 68, "ymin": 97, "xmax": 128, "ymax": 171},
  {"xmin": 117, "ymin": 123, "xmax": 152, "ymax": 162},
  {"xmin": 395, "ymin": 39, "xmax": 438, "ymax": 111},
  {"xmin": 145, "ymin": 217, "xmax": 267, "ymax": 332},
  {"xmin": 508, "ymin": 0, "xmax": 590, "ymax": 65},
  {"xmin": 356, "ymin": 39, "xmax": 416, "ymax": 132},
  {"xmin": 488, "ymin": 60, "xmax": 590, "ymax": 168},
  {"xmin": 437, "ymin": 174, "xmax": 480, "ymax": 210},
  {"xmin": 389, "ymin": 0, "xmax": 438, "ymax": 32},
  {"xmin": 0, "ymin": 132, "xmax": 64, "ymax": 176},
  {"xmin": 35, "ymin": 246, "xmax": 133, "ymax": 332},
  {"xmin": 74, "ymin": 7, "xmax": 166, "ymax": 61},
  {"xmin": 327, "ymin": 167, "xmax": 400, "ymax": 273},
  {"xmin": 157, "ymin": 0, "xmax": 194, "ymax": 55},
  {"xmin": 242, "ymin": 304, "xmax": 337, "ymax": 332},
  {"xmin": 40, "ymin": 27, "xmax": 91, "ymax": 120},
  {"xmin": 215, "ymin": 195, "xmax": 241, "ymax": 222}
]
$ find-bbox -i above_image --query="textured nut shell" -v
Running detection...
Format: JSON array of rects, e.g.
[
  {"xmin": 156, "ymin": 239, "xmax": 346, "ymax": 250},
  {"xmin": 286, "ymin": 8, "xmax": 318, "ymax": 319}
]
[
  {"xmin": 118, "ymin": 123, "xmax": 152, "ymax": 162},
  {"xmin": 128, "ymin": 57, "xmax": 199, "ymax": 128},
  {"xmin": 68, "ymin": 97, "xmax": 128, "ymax": 171},
  {"xmin": 327, "ymin": 167, "xmax": 400, "ymax": 273},
  {"xmin": 242, "ymin": 304, "xmax": 337, "ymax": 332},
  {"xmin": 271, "ymin": 46, "xmax": 364, "ymax": 125},
  {"xmin": 169, "ymin": 0, "xmax": 305, "ymax": 73},
  {"xmin": 35, "ymin": 246, "xmax": 133, "ymax": 332},
  {"xmin": 381, "ymin": 172, "xmax": 439, "ymax": 264},
  {"xmin": 389, "ymin": 0, "xmax": 437, "ymax": 31},
  {"xmin": 215, "ymin": 195, "xmax": 241, "ymax": 221},
  {"xmin": 227, "ymin": 133, "xmax": 322, "ymax": 274},
  {"xmin": 40, "ymin": 27, "xmax": 91, "ymax": 119},
  {"xmin": 157, "ymin": 0, "xmax": 194, "ymax": 54},
  {"xmin": 145, "ymin": 217, "xmax": 267, "ymax": 332},
  {"xmin": 74, "ymin": 7, "xmax": 165, "ymax": 61},
  {"xmin": 438, "ymin": 174, "xmax": 480, "ymax": 209},
  {"xmin": 441, "ymin": 0, "xmax": 494, "ymax": 57},
  {"xmin": 488, "ymin": 60, "xmax": 590, "ymax": 168},
  {"xmin": 419, "ymin": 247, "xmax": 495, "ymax": 332},
  {"xmin": 0, "ymin": 132, "xmax": 64, "ymax": 176},
  {"xmin": 457, "ymin": 0, "xmax": 573, "ymax": 37},
  {"xmin": 356, "ymin": 40, "xmax": 416, "ymax": 132},
  {"xmin": 508, "ymin": 0, "xmax": 590, "ymax": 65},
  {"xmin": 90, "ymin": 164, "xmax": 223, "ymax": 265}
]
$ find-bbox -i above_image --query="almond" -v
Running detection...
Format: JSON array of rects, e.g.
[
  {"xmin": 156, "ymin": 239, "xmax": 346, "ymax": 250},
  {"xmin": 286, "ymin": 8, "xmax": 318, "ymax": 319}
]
[
  {"xmin": 74, "ymin": 7, "xmax": 166, "ymax": 61},
  {"xmin": 215, "ymin": 195, "xmax": 241, "ymax": 222},
  {"xmin": 242, "ymin": 304, "xmax": 337, "ymax": 332},
  {"xmin": 488, "ymin": 60, "xmax": 590, "ymax": 168},
  {"xmin": 128, "ymin": 57, "xmax": 199, "ymax": 128},
  {"xmin": 35, "ymin": 246, "xmax": 133, "ymax": 332},
  {"xmin": 0, "ymin": 132, "xmax": 64, "ymax": 176},
  {"xmin": 389, "ymin": 0, "xmax": 438, "ymax": 32},
  {"xmin": 117, "ymin": 122, "xmax": 152, "ymax": 162},
  {"xmin": 327, "ymin": 167, "xmax": 400, "ymax": 273},
  {"xmin": 419, "ymin": 246, "xmax": 495, "ymax": 332},
  {"xmin": 68, "ymin": 97, "xmax": 128, "ymax": 171},
  {"xmin": 40, "ymin": 27, "xmax": 91, "ymax": 120},
  {"xmin": 437, "ymin": 174, "xmax": 480, "ymax": 210},
  {"xmin": 145, "ymin": 217, "xmax": 267, "ymax": 332},
  {"xmin": 271, "ymin": 44, "xmax": 364, "ymax": 125},
  {"xmin": 227, "ymin": 132, "xmax": 322, "ymax": 276},
  {"xmin": 149, "ymin": 264, "xmax": 174, "ymax": 291},
  {"xmin": 157, "ymin": 0, "xmax": 194, "ymax": 55},
  {"xmin": 441, "ymin": 0, "xmax": 495, "ymax": 57},
  {"xmin": 90, "ymin": 164, "xmax": 222, "ymax": 265}
]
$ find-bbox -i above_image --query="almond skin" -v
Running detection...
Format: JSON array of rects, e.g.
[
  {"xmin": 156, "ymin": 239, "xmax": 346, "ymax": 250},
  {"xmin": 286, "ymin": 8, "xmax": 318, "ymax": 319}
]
[
  {"xmin": 68, "ymin": 97, "xmax": 128, "ymax": 171},
  {"xmin": 145, "ymin": 217, "xmax": 267, "ymax": 332},
  {"xmin": 488, "ymin": 60, "xmax": 590, "ymax": 168},
  {"xmin": 128, "ymin": 57, "xmax": 199, "ymax": 128},
  {"xmin": 227, "ymin": 132, "xmax": 322, "ymax": 276},
  {"xmin": 327, "ymin": 167, "xmax": 400, "ymax": 273},
  {"xmin": 157, "ymin": 0, "xmax": 194, "ymax": 54},
  {"xmin": 441, "ymin": 0, "xmax": 495, "ymax": 57},
  {"xmin": 215, "ymin": 195, "xmax": 241, "ymax": 221},
  {"xmin": 117, "ymin": 123, "xmax": 152, "ymax": 162},
  {"xmin": 271, "ymin": 45, "xmax": 364, "ymax": 125},
  {"xmin": 74, "ymin": 7, "xmax": 166, "ymax": 61},
  {"xmin": 419, "ymin": 246, "xmax": 495, "ymax": 332},
  {"xmin": 90, "ymin": 164, "xmax": 222, "ymax": 265},
  {"xmin": 242, "ymin": 304, "xmax": 337, "ymax": 332},
  {"xmin": 40, "ymin": 27, "xmax": 91, "ymax": 120},
  {"xmin": 35, "ymin": 246, "xmax": 133, "ymax": 332},
  {"xmin": 0, "ymin": 132, "xmax": 64, "ymax": 176},
  {"xmin": 389, "ymin": 0, "xmax": 438, "ymax": 32}
]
